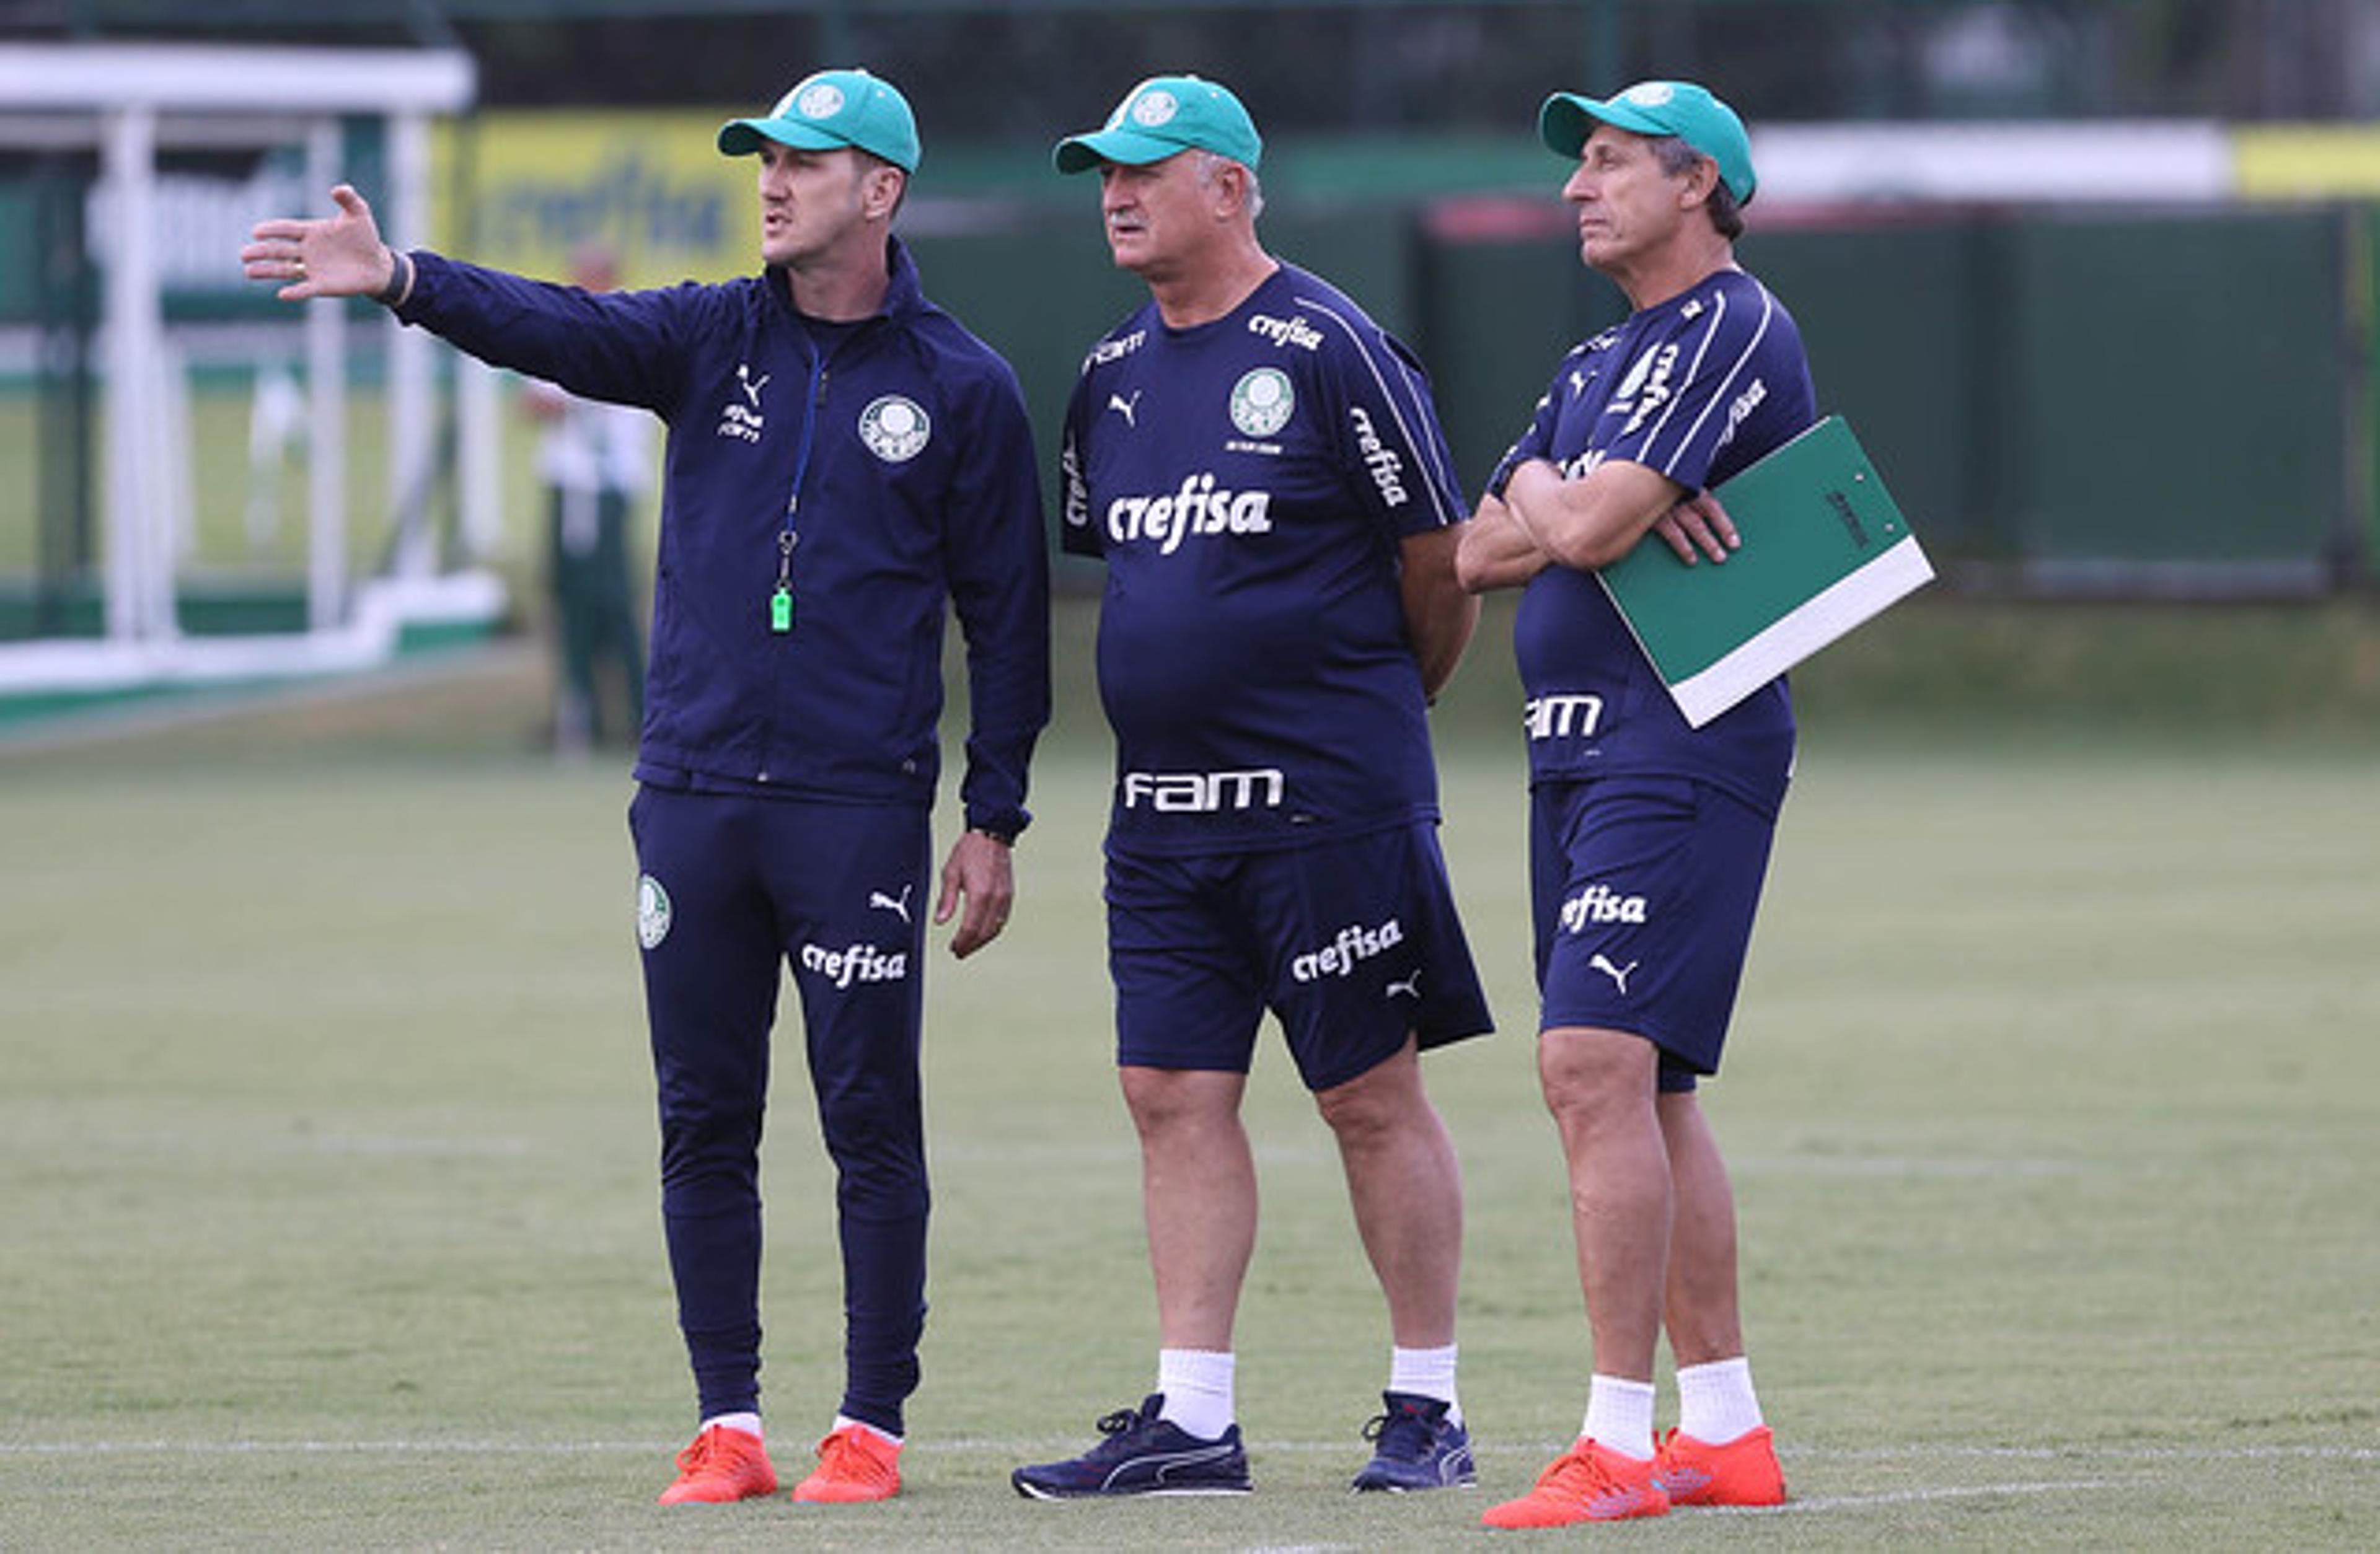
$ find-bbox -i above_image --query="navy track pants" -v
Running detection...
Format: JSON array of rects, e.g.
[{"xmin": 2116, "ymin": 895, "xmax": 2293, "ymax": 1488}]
[{"xmin": 628, "ymin": 784, "xmax": 932, "ymax": 1434}]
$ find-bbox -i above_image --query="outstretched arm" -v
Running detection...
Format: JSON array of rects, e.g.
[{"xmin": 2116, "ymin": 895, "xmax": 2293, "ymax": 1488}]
[{"xmin": 241, "ymin": 185, "xmax": 407, "ymax": 304}]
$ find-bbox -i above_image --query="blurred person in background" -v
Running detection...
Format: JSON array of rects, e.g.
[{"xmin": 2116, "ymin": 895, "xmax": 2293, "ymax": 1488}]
[
  {"xmin": 244, "ymin": 67, "xmax": 1049, "ymax": 1510},
  {"xmin": 519, "ymin": 244, "xmax": 649, "ymax": 756},
  {"xmin": 1010, "ymin": 74, "xmax": 1491, "ymax": 1503},
  {"xmin": 1453, "ymin": 80, "xmax": 1809, "ymax": 1527}
]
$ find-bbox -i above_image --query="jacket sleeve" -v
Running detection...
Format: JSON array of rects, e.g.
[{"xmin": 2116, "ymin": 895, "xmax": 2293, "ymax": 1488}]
[
  {"xmin": 943, "ymin": 358, "xmax": 1052, "ymax": 841},
  {"xmin": 392, "ymin": 251, "xmax": 700, "ymax": 419}
]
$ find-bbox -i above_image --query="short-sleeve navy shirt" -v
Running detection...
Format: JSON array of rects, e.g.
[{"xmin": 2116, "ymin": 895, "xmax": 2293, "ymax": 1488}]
[
  {"xmin": 1062, "ymin": 263, "xmax": 1469, "ymax": 856},
  {"xmin": 1489, "ymin": 268, "xmax": 1817, "ymax": 816}
]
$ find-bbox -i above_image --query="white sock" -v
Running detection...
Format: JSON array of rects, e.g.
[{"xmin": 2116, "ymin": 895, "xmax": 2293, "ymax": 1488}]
[
  {"xmin": 1388, "ymin": 1343, "xmax": 1462, "ymax": 1426},
  {"xmin": 1580, "ymin": 1374, "xmax": 1655, "ymax": 1461},
  {"xmin": 830, "ymin": 1413, "xmax": 902, "ymax": 1447},
  {"xmin": 1675, "ymin": 1357, "xmax": 1764, "ymax": 1445},
  {"xmin": 702, "ymin": 1411, "xmax": 762, "ymax": 1442},
  {"xmin": 1156, "ymin": 1348, "xmax": 1236, "ymax": 1441}
]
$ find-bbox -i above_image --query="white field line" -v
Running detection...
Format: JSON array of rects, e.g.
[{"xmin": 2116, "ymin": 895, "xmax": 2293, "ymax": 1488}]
[
  {"xmin": 1742, "ymin": 1479, "xmax": 2127, "ymax": 1513},
  {"xmin": 0, "ymin": 1439, "xmax": 2371, "ymax": 1462}
]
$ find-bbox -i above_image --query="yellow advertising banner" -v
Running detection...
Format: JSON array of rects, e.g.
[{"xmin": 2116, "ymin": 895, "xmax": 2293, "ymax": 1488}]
[
  {"xmin": 2233, "ymin": 126, "xmax": 2380, "ymax": 200},
  {"xmin": 430, "ymin": 109, "xmax": 760, "ymax": 289}
]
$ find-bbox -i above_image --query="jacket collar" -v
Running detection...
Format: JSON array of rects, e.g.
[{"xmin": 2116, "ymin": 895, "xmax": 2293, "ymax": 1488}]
[{"xmin": 766, "ymin": 234, "xmax": 924, "ymax": 323}]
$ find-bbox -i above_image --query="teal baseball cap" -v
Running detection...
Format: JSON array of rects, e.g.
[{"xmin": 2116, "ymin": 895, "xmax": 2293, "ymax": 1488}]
[
  {"xmin": 718, "ymin": 68, "xmax": 920, "ymax": 173},
  {"xmin": 1054, "ymin": 74, "xmax": 1263, "ymax": 175},
  {"xmin": 1539, "ymin": 80, "xmax": 1756, "ymax": 204}
]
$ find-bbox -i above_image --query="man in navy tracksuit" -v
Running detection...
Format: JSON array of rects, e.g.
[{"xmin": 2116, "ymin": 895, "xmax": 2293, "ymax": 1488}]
[{"xmin": 244, "ymin": 69, "xmax": 1049, "ymax": 1507}]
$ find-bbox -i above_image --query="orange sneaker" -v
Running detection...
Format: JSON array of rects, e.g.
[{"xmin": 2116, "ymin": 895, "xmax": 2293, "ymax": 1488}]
[
  {"xmin": 791, "ymin": 1423, "xmax": 903, "ymax": 1504},
  {"xmin": 1654, "ymin": 1424, "xmax": 1786, "ymax": 1506},
  {"xmin": 658, "ymin": 1423, "xmax": 778, "ymax": 1505},
  {"xmin": 1481, "ymin": 1438, "xmax": 1667, "ymax": 1528}
]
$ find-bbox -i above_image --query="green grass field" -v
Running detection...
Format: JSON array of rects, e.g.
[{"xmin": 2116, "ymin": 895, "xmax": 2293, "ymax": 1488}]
[{"xmin": 3, "ymin": 613, "xmax": 2378, "ymax": 1549}]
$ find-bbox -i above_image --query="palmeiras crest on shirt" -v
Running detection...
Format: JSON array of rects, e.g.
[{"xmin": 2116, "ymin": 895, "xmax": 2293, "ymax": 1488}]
[
  {"xmin": 1228, "ymin": 367, "xmax": 1294, "ymax": 438},
  {"xmin": 859, "ymin": 394, "xmax": 932, "ymax": 462},
  {"xmin": 637, "ymin": 874, "xmax": 672, "ymax": 950}
]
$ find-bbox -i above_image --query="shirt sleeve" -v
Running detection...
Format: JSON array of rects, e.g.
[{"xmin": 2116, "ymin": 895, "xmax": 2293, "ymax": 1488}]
[
  {"xmin": 1308, "ymin": 305, "xmax": 1469, "ymax": 539},
  {"xmin": 1594, "ymin": 283, "xmax": 1783, "ymax": 494},
  {"xmin": 942, "ymin": 358, "xmax": 1052, "ymax": 841},
  {"xmin": 1056, "ymin": 371, "xmax": 1102, "ymax": 560}
]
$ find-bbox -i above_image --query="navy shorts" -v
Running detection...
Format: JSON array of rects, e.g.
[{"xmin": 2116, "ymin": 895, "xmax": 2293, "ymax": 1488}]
[
  {"xmin": 1107, "ymin": 821, "xmax": 1494, "ymax": 1092},
  {"xmin": 1530, "ymin": 775, "xmax": 1777, "ymax": 1092}
]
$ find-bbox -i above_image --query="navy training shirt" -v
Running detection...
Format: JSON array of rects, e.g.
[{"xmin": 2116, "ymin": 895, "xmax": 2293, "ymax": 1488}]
[
  {"xmin": 1061, "ymin": 263, "xmax": 1468, "ymax": 856},
  {"xmin": 1488, "ymin": 266, "xmax": 1817, "ymax": 817}
]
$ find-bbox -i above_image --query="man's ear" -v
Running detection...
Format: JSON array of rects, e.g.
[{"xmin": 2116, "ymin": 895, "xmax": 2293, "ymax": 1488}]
[
  {"xmin": 863, "ymin": 165, "xmax": 906, "ymax": 220},
  {"xmin": 1211, "ymin": 160, "xmax": 1251, "ymax": 219},
  {"xmin": 1678, "ymin": 154, "xmax": 1721, "ymax": 213}
]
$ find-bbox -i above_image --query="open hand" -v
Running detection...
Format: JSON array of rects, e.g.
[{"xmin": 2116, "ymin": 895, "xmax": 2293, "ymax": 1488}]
[{"xmin": 240, "ymin": 184, "xmax": 397, "ymax": 302}]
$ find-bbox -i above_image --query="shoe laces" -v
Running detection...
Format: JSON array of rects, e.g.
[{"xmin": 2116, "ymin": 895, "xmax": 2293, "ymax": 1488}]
[
  {"xmin": 1084, "ymin": 1400, "xmax": 1165, "ymax": 1460},
  {"xmin": 1360, "ymin": 1401, "xmax": 1443, "ymax": 1462},
  {"xmin": 1533, "ymin": 1441, "xmax": 1626, "ymax": 1499},
  {"xmin": 815, "ymin": 1426, "xmax": 889, "ymax": 1481},
  {"xmin": 674, "ymin": 1424, "xmax": 749, "ymax": 1478}
]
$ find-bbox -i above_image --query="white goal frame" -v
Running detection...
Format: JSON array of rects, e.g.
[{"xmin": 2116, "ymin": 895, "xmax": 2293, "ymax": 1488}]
[{"xmin": 0, "ymin": 41, "xmax": 500, "ymax": 703}]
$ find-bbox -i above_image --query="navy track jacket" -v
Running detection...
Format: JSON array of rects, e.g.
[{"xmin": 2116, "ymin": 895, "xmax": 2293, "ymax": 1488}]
[{"xmin": 395, "ymin": 238, "xmax": 1050, "ymax": 838}]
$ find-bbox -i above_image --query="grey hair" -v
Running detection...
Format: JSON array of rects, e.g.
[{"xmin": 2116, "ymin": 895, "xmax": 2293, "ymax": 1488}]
[
  {"xmin": 1651, "ymin": 135, "xmax": 1742, "ymax": 240},
  {"xmin": 1194, "ymin": 148, "xmax": 1264, "ymax": 221}
]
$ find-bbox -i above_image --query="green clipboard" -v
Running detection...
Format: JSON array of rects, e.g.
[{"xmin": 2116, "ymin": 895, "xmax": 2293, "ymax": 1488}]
[{"xmin": 1597, "ymin": 416, "xmax": 1933, "ymax": 727}]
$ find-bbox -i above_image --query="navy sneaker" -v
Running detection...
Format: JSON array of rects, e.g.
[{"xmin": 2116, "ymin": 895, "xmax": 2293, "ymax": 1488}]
[
  {"xmin": 1012, "ymin": 1394, "xmax": 1253, "ymax": 1499},
  {"xmin": 1350, "ymin": 1391, "xmax": 1476, "ymax": 1491}
]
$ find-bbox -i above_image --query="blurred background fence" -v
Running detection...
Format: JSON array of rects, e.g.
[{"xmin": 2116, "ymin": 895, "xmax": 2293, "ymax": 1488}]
[{"xmin": 5, "ymin": 0, "xmax": 2379, "ymax": 710}]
